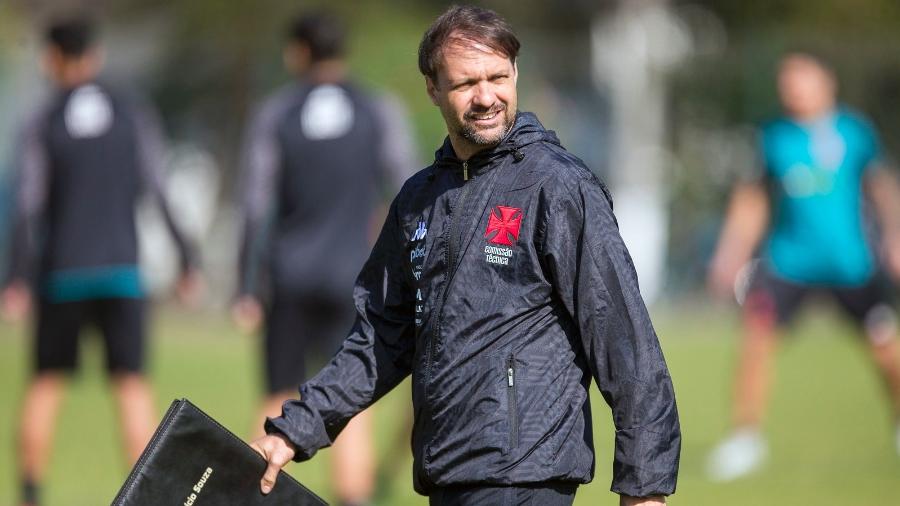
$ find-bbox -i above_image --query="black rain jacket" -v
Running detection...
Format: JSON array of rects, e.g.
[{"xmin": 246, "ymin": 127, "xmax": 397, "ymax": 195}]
[{"xmin": 266, "ymin": 112, "xmax": 681, "ymax": 497}]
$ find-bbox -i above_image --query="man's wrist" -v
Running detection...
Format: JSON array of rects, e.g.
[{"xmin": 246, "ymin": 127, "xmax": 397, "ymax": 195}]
[
  {"xmin": 269, "ymin": 431, "xmax": 297, "ymax": 458},
  {"xmin": 620, "ymin": 494, "xmax": 666, "ymax": 506}
]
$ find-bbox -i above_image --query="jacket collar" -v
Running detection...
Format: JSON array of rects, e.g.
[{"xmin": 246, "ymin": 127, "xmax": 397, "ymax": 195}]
[{"xmin": 432, "ymin": 111, "xmax": 561, "ymax": 170}]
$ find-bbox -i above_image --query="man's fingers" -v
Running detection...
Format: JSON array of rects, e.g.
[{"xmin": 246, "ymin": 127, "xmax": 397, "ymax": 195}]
[{"xmin": 260, "ymin": 462, "xmax": 280, "ymax": 495}]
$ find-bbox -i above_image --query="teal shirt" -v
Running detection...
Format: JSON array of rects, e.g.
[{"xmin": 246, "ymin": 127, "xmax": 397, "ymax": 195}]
[
  {"xmin": 43, "ymin": 265, "xmax": 144, "ymax": 302},
  {"xmin": 761, "ymin": 108, "xmax": 881, "ymax": 286}
]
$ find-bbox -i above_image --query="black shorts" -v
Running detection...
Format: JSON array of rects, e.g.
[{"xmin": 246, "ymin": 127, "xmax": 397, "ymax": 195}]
[
  {"xmin": 744, "ymin": 268, "xmax": 894, "ymax": 330},
  {"xmin": 428, "ymin": 482, "xmax": 577, "ymax": 506},
  {"xmin": 34, "ymin": 297, "xmax": 146, "ymax": 374},
  {"xmin": 264, "ymin": 293, "xmax": 356, "ymax": 394}
]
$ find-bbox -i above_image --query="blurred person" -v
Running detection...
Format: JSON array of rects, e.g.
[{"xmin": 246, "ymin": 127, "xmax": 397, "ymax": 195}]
[
  {"xmin": 250, "ymin": 5, "xmax": 680, "ymax": 506},
  {"xmin": 706, "ymin": 52, "xmax": 900, "ymax": 481},
  {"xmin": 232, "ymin": 10, "xmax": 417, "ymax": 506},
  {"xmin": 2, "ymin": 18, "xmax": 200, "ymax": 506}
]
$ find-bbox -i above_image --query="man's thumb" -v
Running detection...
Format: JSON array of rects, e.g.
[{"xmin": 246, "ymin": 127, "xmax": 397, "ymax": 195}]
[{"xmin": 261, "ymin": 462, "xmax": 279, "ymax": 494}]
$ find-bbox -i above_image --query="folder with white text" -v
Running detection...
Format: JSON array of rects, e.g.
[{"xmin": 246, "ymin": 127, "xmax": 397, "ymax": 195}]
[{"xmin": 111, "ymin": 398, "xmax": 326, "ymax": 505}]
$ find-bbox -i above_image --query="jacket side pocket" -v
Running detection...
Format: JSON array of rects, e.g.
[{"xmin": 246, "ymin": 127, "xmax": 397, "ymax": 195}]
[{"xmin": 506, "ymin": 354, "xmax": 519, "ymax": 452}]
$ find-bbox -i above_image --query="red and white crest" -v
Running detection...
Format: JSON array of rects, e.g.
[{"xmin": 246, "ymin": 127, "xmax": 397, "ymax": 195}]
[{"xmin": 485, "ymin": 205, "xmax": 523, "ymax": 246}]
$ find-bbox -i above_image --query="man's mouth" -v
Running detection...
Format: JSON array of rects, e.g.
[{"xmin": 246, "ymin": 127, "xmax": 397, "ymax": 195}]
[{"xmin": 466, "ymin": 107, "xmax": 505, "ymax": 124}]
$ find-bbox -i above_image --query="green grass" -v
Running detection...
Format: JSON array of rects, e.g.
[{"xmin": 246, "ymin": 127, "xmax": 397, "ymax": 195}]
[{"xmin": 1, "ymin": 303, "xmax": 899, "ymax": 505}]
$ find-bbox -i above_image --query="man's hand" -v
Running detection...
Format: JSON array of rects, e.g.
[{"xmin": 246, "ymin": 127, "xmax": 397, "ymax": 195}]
[
  {"xmin": 881, "ymin": 232, "xmax": 900, "ymax": 283},
  {"xmin": 707, "ymin": 254, "xmax": 744, "ymax": 300},
  {"xmin": 1, "ymin": 281, "xmax": 32, "ymax": 323},
  {"xmin": 250, "ymin": 433, "xmax": 296, "ymax": 494},
  {"xmin": 231, "ymin": 295, "xmax": 264, "ymax": 335},
  {"xmin": 175, "ymin": 269, "xmax": 204, "ymax": 308},
  {"xmin": 620, "ymin": 495, "xmax": 666, "ymax": 506}
]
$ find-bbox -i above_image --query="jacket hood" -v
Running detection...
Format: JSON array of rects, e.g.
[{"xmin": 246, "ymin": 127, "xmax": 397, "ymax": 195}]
[{"xmin": 433, "ymin": 111, "xmax": 561, "ymax": 167}]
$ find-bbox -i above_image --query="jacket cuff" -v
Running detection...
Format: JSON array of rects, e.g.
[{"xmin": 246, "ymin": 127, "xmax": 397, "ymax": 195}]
[
  {"xmin": 263, "ymin": 400, "xmax": 331, "ymax": 463},
  {"xmin": 610, "ymin": 425, "xmax": 681, "ymax": 497}
]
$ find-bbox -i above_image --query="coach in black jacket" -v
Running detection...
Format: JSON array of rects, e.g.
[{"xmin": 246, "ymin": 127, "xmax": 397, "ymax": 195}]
[{"xmin": 253, "ymin": 6, "xmax": 680, "ymax": 505}]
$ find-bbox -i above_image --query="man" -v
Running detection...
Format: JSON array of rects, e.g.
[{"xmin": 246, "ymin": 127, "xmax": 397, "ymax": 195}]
[
  {"xmin": 232, "ymin": 11, "xmax": 417, "ymax": 506},
  {"xmin": 2, "ymin": 18, "xmax": 199, "ymax": 506},
  {"xmin": 707, "ymin": 52, "xmax": 900, "ymax": 481},
  {"xmin": 252, "ymin": 6, "xmax": 680, "ymax": 505}
]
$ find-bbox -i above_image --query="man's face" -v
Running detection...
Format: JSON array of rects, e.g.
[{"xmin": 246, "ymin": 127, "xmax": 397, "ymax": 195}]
[
  {"xmin": 777, "ymin": 54, "xmax": 836, "ymax": 120},
  {"xmin": 426, "ymin": 38, "xmax": 517, "ymax": 157},
  {"xmin": 42, "ymin": 46, "xmax": 102, "ymax": 87},
  {"xmin": 283, "ymin": 41, "xmax": 312, "ymax": 76}
]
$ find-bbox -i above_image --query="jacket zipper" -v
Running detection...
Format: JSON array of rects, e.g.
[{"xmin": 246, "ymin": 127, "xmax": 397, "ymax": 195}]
[
  {"xmin": 424, "ymin": 161, "xmax": 475, "ymax": 394},
  {"xmin": 507, "ymin": 355, "xmax": 518, "ymax": 451}
]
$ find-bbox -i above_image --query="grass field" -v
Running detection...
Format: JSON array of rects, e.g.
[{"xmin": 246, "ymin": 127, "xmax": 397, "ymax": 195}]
[{"xmin": 1, "ymin": 302, "xmax": 899, "ymax": 506}]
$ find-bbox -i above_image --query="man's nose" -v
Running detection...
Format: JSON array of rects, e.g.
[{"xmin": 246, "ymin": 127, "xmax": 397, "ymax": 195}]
[{"xmin": 472, "ymin": 81, "xmax": 496, "ymax": 108}]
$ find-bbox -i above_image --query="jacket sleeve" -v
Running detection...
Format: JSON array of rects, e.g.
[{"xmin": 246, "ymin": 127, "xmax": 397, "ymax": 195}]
[
  {"xmin": 6, "ymin": 109, "xmax": 50, "ymax": 285},
  {"xmin": 236, "ymin": 96, "xmax": 285, "ymax": 297},
  {"xmin": 538, "ymin": 173, "xmax": 680, "ymax": 497},
  {"xmin": 264, "ymin": 197, "xmax": 416, "ymax": 460},
  {"xmin": 133, "ymin": 100, "xmax": 198, "ymax": 273}
]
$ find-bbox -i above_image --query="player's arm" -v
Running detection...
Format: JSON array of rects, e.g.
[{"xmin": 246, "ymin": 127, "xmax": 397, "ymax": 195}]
[
  {"xmin": 369, "ymin": 93, "xmax": 420, "ymax": 243},
  {"xmin": 372, "ymin": 93, "xmax": 420, "ymax": 194},
  {"xmin": 2, "ymin": 110, "xmax": 50, "ymax": 322},
  {"xmin": 232, "ymin": 98, "xmax": 284, "ymax": 332},
  {"xmin": 133, "ymin": 100, "xmax": 202, "ymax": 302},
  {"xmin": 865, "ymin": 166, "xmax": 900, "ymax": 280},
  {"xmin": 539, "ymin": 175, "xmax": 680, "ymax": 500},
  {"xmin": 707, "ymin": 181, "xmax": 769, "ymax": 298},
  {"xmin": 252, "ymin": 197, "xmax": 415, "ymax": 493}
]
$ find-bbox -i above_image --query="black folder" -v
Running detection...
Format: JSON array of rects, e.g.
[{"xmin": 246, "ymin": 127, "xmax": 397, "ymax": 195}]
[{"xmin": 111, "ymin": 398, "xmax": 327, "ymax": 505}]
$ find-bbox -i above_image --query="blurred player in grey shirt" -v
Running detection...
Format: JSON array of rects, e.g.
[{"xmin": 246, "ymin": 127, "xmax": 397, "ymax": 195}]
[
  {"xmin": 2, "ymin": 18, "xmax": 199, "ymax": 506},
  {"xmin": 232, "ymin": 11, "xmax": 417, "ymax": 506}
]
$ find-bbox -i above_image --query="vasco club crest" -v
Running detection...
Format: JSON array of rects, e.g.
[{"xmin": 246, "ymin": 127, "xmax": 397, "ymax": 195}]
[{"xmin": 485, "ymin": 205, "xmax": 523, "ymax": 246}]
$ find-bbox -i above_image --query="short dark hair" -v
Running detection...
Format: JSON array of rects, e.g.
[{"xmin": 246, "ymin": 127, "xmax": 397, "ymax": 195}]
[
  {"xmin": 45, "ymin": 18, "xmax": 96, "ymax": 57},
  {"xmin": 288, "ymin": 11, "xmax": 346, "ymax": 63},
  {"xmin": 418, "ymin": 5, "xmax": 520, "ymax": 82},
  {"xmin": 781, "ymin": 50, "xmax": 834, "ymax": 75}
]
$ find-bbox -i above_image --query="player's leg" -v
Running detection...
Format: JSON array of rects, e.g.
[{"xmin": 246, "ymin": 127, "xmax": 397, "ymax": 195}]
[
  {"xmin": 111, "ymin": 373, "xmax": 156, "ymax": 463},
  {"xmin": 708, "ymin": 271, "xmax": 804, "ymax": 481},
  {"xmin": 331, "ymin": 409, "xmax": 376, "ymax": 506},
  {"xmin": 99, "ymin": 298, "xmax": 156, "ymax": 463},
  {"xmin": 732, "ymin": 292, "xmax": 781, "ymax": 430},
  {"xmin": 312, "ymin": 296, "xmax": 375, "ymax": 506},
  {"xmin": 18, "ymin": 374, "xmax": 66, "ymax": 506},
  {"xmin": 835, "ymin": 281, "xmax": 900, "ymax": 453},
  {"xmin": 18, "ymin": 300, "xmax": 85, "ymax": 505}
]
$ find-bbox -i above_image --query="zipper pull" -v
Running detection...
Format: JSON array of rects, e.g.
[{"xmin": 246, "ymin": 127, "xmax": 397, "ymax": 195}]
[
  {"xmin": 463, "ymin": 161, "xmax": 469, "ymax": 181},
  {"xmin": 507, "ymin": 365, "xmax": 514, "ymax": 387}
]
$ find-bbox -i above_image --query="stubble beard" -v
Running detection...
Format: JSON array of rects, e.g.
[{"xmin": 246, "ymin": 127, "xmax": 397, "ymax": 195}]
[{"xmin": 457, "ymin": 105, "xmax": 515, "ymax": 147}]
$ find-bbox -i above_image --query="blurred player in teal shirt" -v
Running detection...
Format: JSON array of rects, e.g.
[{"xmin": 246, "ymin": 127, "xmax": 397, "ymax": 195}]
[{"xmin": 707, "ymin": 52, "xmax": 900, "ymax": 481}]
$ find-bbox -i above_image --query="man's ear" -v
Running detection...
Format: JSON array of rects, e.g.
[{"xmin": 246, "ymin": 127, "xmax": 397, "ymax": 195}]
[
  {"xmin": 86, "ymin": 46, "xmax": 106, "ymax": 76},
  {"xmin": 425, "ymin": 76, "xmax": 440, "ymax": 106},
  {"xmin": 513, "ymin": 60, "xmax": 518, "ymax": 84}
]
